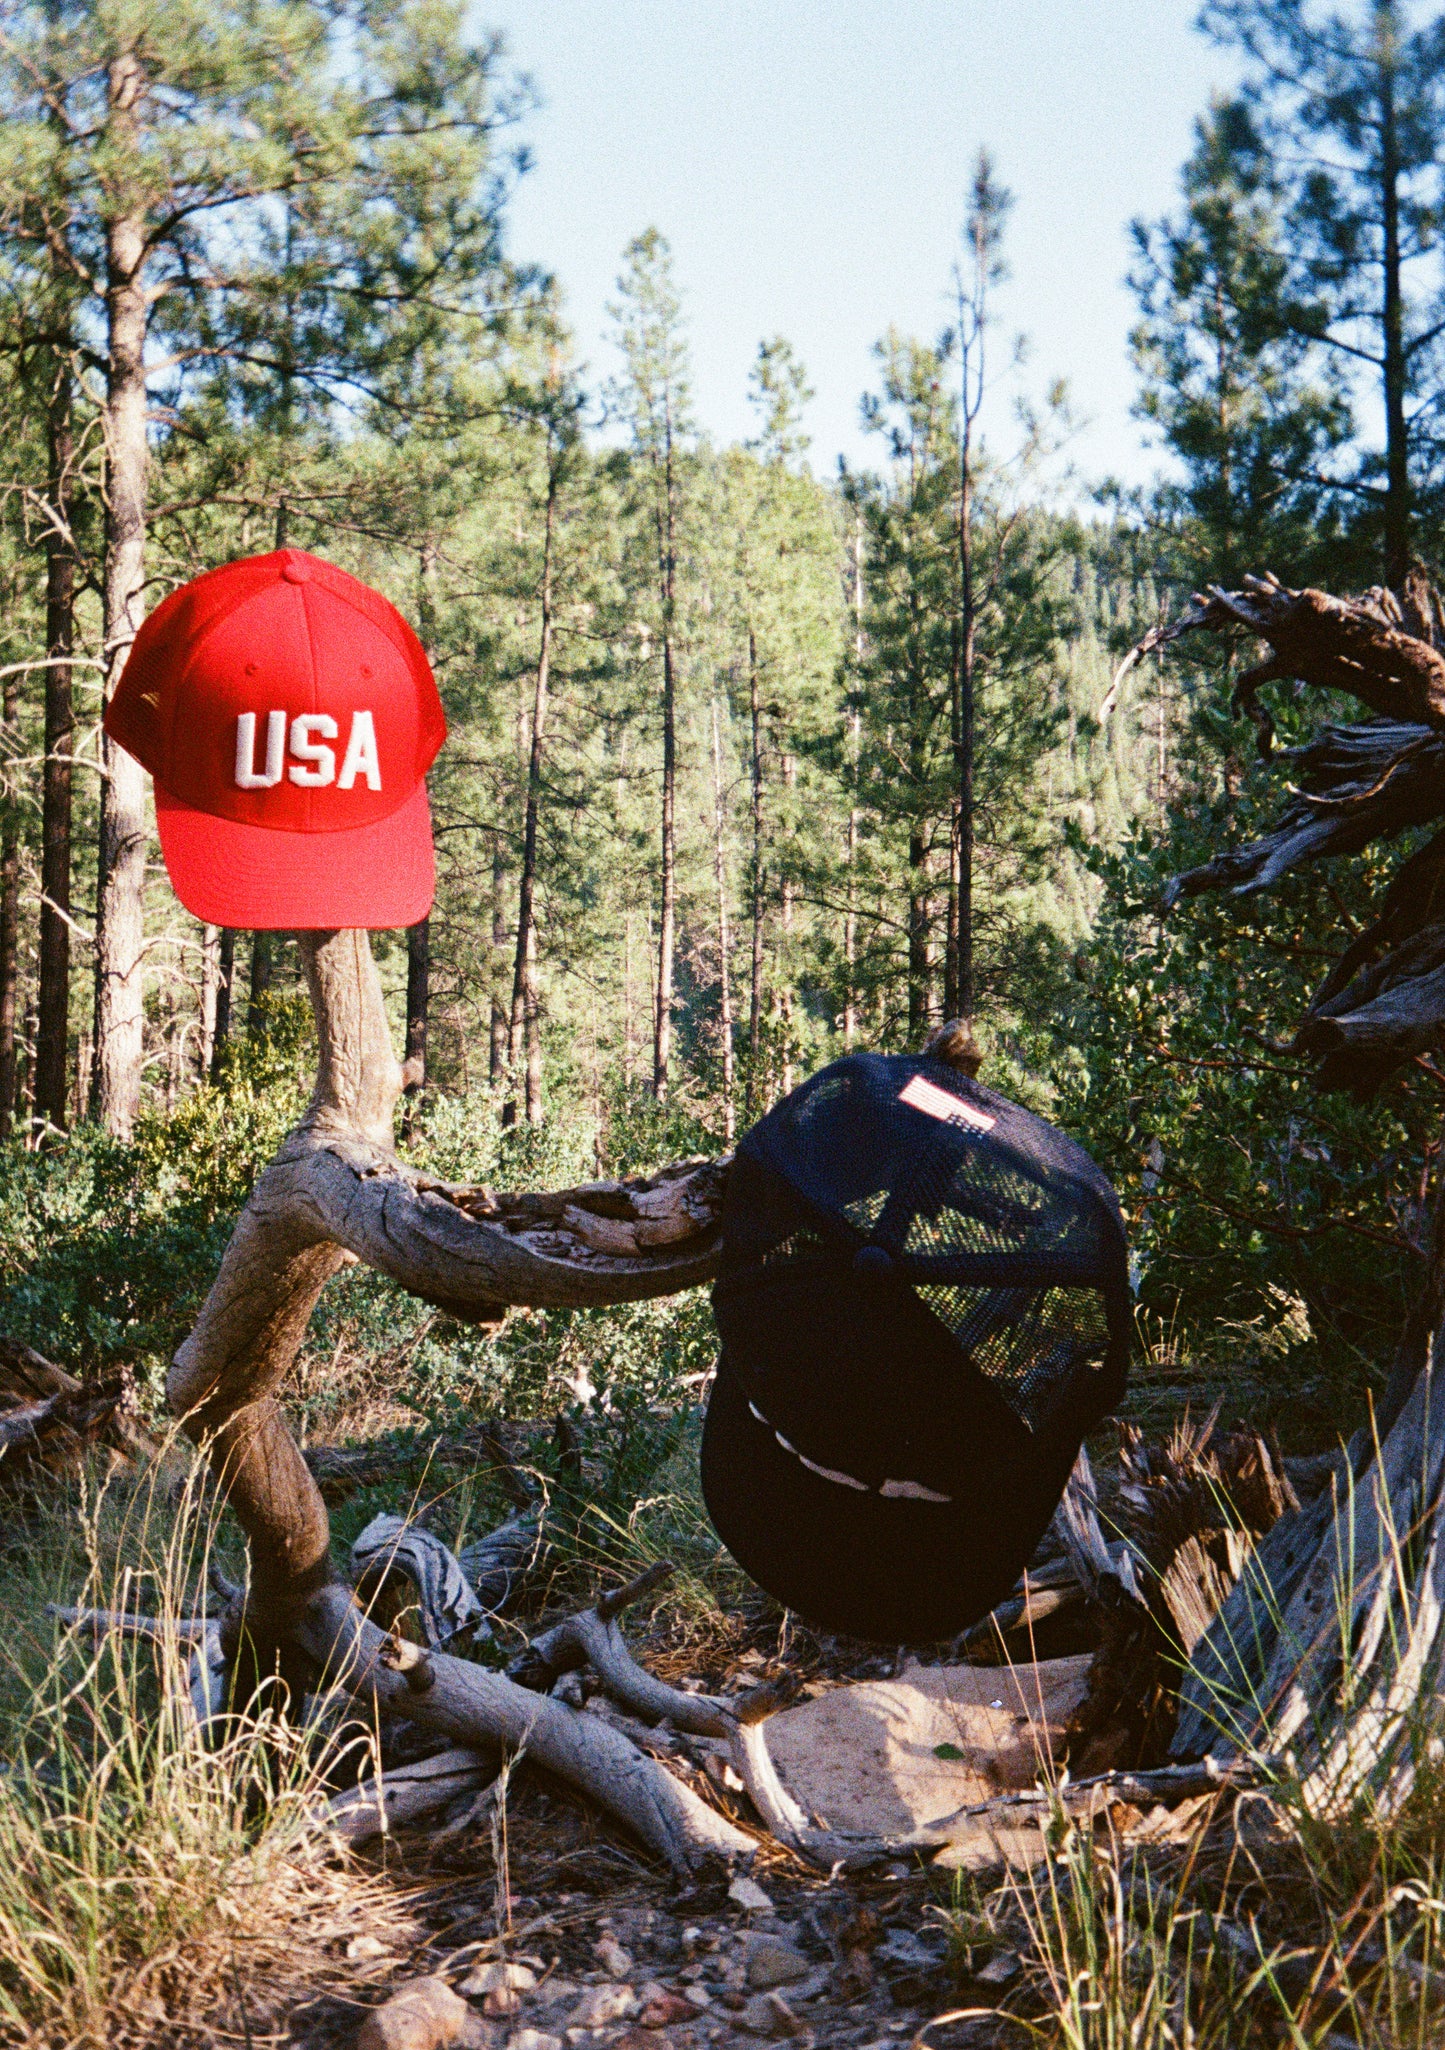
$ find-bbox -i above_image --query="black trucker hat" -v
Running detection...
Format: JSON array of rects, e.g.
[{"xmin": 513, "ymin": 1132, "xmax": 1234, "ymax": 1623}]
[{"xmin": 701, "ymin": 1049, "xmax": 1131, "ymax": 1643}]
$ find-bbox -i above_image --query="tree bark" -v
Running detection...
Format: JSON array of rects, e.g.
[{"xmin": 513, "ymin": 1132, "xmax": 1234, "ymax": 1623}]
[
  {"xmin": 35, "ymin": 347, "xmax": 74, "ymax": 1140},
  {"xmin": 0, "ymin": 665, "xmax": 20, "ymax": 1142},
  {"xmin": 952, "ymin": 368, "xmax": 977, "ymax": 1027},
  {"xmin": 710, "ymin": 695, "xmax": 735, "ymax": 1142},
  {"xmin": 209, "ymin": 929, "xmax": 234, "ymax": 1081},
  {"xmin": 509, "ymin": 454, "xmax": 556, "ymax": 1127},
  {"xmin": 1114, "ymin": 569, "xmax": 1445, "ymax": 1814},
  {"xmin": 95, "ymin": 49, "xmax": 152, "ymax": 1142},
  {"xmin": 167, "ymin": 928, "xmax": 736, "ymax": 1868},
  {"xmin": 405, "ymin": 917, "xmax": 429, "ymax": 1086},
  {"xmin": 779, "ymin": 752, "xmax": 796, "ymax": 1097},
  {"xmin": 844, "ymin": 519, "xmax": 862, "ymax": 1047},
  {"xmin": 1379, "ymin": 49, "xmax": 1410, "ymax": 589},
  {"xmin": 249, "ymin": 931, "xmax": 275, "ymax": 1032},
  {"xmin": 653, "ymin": 402, "xmax": 679, "ymax": 1103},
  {"xmin": 171, "ymin": 934, "xmax": 724, "ymax": 1595},
  {"xmin": 199, "ymin": 925, "xmax": 219, "ymax": 1080},
  {"xmin": 490, "ymin": 831, "xmax": 508, "ymax": 1086},
  {"xmin": 747, "ymin": 626, "xmax": 765, "ymax": 1112}
]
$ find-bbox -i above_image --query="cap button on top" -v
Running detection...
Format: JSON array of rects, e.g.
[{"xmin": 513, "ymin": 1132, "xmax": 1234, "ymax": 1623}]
[{"xmin": 280, "ymin": 555, "xmax": 311, "ymax": 584}]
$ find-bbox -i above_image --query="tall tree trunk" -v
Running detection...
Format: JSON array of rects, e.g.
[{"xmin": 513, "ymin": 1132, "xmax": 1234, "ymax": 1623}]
[
  {"xmin": 402, "ymin": 915, "xmax": 429, "ymax": 1138},
  {"xmin": 747, "ymin": 626, "xmax": 765, "ymax": 1112},
  {"xmin": 405, "ymin": 917, "xmax": 429, "ymax": 1082},
  {"xmin": 490, "ymin": 828, "xmax": 509, "ymax": 1084},
  {"xmin": 509, "ymin": 456, "xmax": 556, "ymax": 1128},
  {"xmin": 17, "ymin": 996, "xmax": 35, "ymax": 1136},
  {"xmin": 844, "ymin": 520, "xmax": 862, "ymax": 1047},
  {"xmin": 1379, "ymin": 52, "xmax": 1410, "ymax": 588},
  {"xmin": 36, "ymin": 348, "xmax": 74, "ymax": 1140},
  {"xmin": 95, "ymin": 50, "xmax": 152, "ymax": 1142},
  {"xmin": 909, "ymin": 633, "xmax": 932, "ymax": 1039},
  {"xmin": 199, "ymin": 924, "xmax": 219, "ymax": 1079},
  {"xmin": 209, "ymin": 928, "xmax": 234, "ymax": 1081},
  {"xmin": 779, "ymin": 753, "xmax": 796, "ymax": 1097},
  {"xmin": 249, "ymin": 932, "xmax": 274, "ymax": 1031},
  {"xmin": 0, "ymin": 667, "xmax": 20, "ymax": 1141},
  {"xmin": 617, "ymin": 728, "xmax": 634, "ymax": 1088},
  {"xmin": 622, "ymin": 910, "xmax": 635, "ymax": 1088},
  {"xmin": 954, "ymin": 411, "xmax": 977, "ymax": 1026},
  {"xmin": 653, "ymin": 409, "xmax": 678, "ymax": 1102},
  {"xmin": 709, "ymin": 695, "xmax": 735, "ymax": 1142},
  {"xmin": 908, "ymin": 829, "xmax": 931, "ymax": 1045}
]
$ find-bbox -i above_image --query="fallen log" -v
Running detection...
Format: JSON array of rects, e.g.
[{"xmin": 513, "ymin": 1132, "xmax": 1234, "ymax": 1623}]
[
  {"xmin": 0, "ymin": 1362, "xmax": 150, "ymax": 1487},
  {"xmin": 317, "ymin": 1744, "xmax": 497, "ymax": 1847}
]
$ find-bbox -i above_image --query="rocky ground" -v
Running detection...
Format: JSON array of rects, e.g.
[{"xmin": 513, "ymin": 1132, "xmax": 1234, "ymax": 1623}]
[{"xmin": 288, "ymin": 1766, "xmax": 1011, "ymax": 2050}]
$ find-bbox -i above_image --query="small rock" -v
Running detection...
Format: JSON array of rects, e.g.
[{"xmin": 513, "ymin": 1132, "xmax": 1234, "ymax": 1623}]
[
  {"xmin": 765, "ymin": 1993, "xmax": 804, "ymax": 2039},
  {"xmin": 744, "ymin": 1937, "xmax": 811, "ymax": 1991},
  {"xmin": 507, "ymin": 2033, "xmax": 563, "ymax": 2050},
  {"xmin": 637, "ymin": 1988, "xmax": 695, "ymax": 2028},
  {"xmin": 348, "ymin": 1935, "xmax": 391, "ymax": 1961},
  {"xmin": 566, "ymin": 1983, "xmax": 637, "ymax": 2029},
  {"xmin": 461, "ymin": 1964, "xmax": 538, "ymax": 1998},
  {"xmin": 611, "ymin": 2035, "xmax": 676, "ymax": 2050},
  {"xmin": 357, "ymin": 1976, "xmax": 473, "ymax": 2050},
  {"xmin": 682, "ymin": 1983, "xmax": 712, "ymax": 2010},
  {"xmin": 537, "ymin": 1978, "xmax": 579, "ymax": 2006},
  {"xmin": 728, "ymin": 1876, "xmax": 774, "ymax": 1915},
  {"xmin": 735, "ymin": 1993, "xmax": 787, "ymax": 2037},
  {"xmin": 595, "ymin": 1936, "xmax": 634, "ymax": 1979},
  {"xmin": 975, "ymin": 1949, "xmax": 1021, "ymax": 1987},
  {"xmin": 482, "ymin": 1989, "xmax": 521, "ymax": 2019}
]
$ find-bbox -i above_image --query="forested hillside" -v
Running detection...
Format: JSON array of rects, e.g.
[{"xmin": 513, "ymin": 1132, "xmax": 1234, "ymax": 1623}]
[
  {"xmin": 2, "ymin": 2, "xmax": 1443, "ymax": 1440},
  {"xmin": 7, "ymin": 6, "xmax": 1445, "ymax": 2048}
]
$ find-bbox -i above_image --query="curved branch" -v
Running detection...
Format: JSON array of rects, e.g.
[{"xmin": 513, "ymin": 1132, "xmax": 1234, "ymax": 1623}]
[
  {"xmin": 1164, "ymin": 722, "xmax": 1445, "ymax": 911},
  {"xmin": 1118, "ymin": 574, "xmax": 1445, "ymax": 741},
  {"xmin": 169, "ymin": 931, "xmax": 724, "ymax": 1623},
  {"xmin": 165, "ymin": 928, "xmax": 745, "ymax": 1872},
  {"xmin": 295, "ymin": 1586, "xmax": 754, "ymax": 1872}
]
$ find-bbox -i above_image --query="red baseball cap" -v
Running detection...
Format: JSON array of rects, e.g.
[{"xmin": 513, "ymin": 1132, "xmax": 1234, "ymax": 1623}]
[{"xmin": 104, "ymin": 549, "xmax": 447, "ymax": 929}]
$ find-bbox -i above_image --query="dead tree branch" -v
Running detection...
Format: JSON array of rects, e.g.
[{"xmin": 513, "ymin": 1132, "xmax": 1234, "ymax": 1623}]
[{"xmin": 157, "ymin": 928, "xmax": 749, "ymax": 1873}]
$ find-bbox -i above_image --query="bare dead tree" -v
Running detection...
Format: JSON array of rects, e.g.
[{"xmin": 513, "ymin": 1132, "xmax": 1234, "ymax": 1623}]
[
  {"xmin": 162, "ymin": 927, "xmax": 747, "ymax": 1869},
  {"xmin": 1112, "ymin": 567, "xmax": 1445, "ymax": 1813}
]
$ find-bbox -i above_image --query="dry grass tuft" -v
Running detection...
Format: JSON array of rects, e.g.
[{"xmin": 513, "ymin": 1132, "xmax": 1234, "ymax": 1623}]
[{"xmin": 0, "ymin": 1442, "xmax": 437, "ymax": 2049}]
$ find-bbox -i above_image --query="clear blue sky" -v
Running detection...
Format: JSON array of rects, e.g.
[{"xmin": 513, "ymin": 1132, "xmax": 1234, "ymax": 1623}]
[{"xmin": 479, "ymin": 1, "xmax": 1237, "ymax": 491}]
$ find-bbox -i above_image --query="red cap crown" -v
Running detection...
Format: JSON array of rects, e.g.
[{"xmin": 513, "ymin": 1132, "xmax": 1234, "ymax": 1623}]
[{"xmin": 105, "ymin": 549, "xmax": 447, "ymax": 929}]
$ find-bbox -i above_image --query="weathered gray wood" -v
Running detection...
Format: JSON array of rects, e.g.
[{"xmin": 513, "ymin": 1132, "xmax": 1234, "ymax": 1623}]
[
  {"xmin": 163, "ymin": 927, "xmax": 749, "ymax": 1872},
  {"xmin": 1175, "ymin": 1363, "xmax": 1445, "ymax": 1816},
  {"xmin": 296, "ymin": 1585, "xmax": 754, "ymax": 1872},
  {"xmin": 316, "ymin": 1745, "xmax": 497, "ymax": 1846}
]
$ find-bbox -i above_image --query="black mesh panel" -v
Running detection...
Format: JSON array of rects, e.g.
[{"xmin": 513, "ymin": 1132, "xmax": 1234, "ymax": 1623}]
[{"xmin": 914, "ymin": 1281, "xmax": 1111, "ymax": 1434}]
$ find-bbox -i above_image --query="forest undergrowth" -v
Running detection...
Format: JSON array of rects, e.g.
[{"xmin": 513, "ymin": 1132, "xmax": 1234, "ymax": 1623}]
[{"xmin": 0, "ymin": 1028, "xmax": 1439, "ymax": 2047}]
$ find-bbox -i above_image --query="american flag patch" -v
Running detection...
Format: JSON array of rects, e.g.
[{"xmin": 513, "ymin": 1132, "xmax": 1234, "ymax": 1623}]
[{"xmin": 899, "ymin": 1072, "xmax": 996, "ymax": 1131}]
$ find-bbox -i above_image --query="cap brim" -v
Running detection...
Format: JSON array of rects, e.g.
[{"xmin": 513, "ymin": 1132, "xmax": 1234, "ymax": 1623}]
[
  {"xmin": 154, "ymin": 779, "xmax": 436, "ymax": 930},
  {"xmin": 700, "ymin": 1350, "xmax": 1072, "ymax": 1643}
]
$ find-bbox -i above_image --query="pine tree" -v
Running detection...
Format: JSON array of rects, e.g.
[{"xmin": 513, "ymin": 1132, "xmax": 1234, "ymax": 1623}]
[
  {"xmin": 1201, "ymin": 0, "xmax": 1445, "ymax": 582},
  {"xmin": 505, "ymin": 362, "xmax": 587, "ymax": 1127},
  {"xmin": 608, "ymin": 231, "xmax": 693, "ymax": 1103},
  {"xmin": 1130, "ymin": 95, "xmax": 1348, "ymax": 583},
  {"xmin": 848, "ymin": 330, "xmax": 1072, "ymax": 1043},
  {"xmin": 948, "ymin": 150, "xmax": 1012, "ymax": 1025},
  {"xmin": 0, "ymin": 0, "xmax": 522, "ymax": 1134}
]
